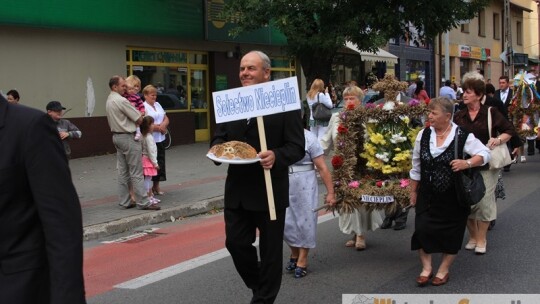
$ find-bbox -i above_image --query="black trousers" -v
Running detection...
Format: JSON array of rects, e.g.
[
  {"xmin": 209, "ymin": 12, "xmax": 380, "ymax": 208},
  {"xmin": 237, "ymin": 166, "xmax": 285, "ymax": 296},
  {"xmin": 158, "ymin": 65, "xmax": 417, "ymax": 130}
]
[
  {"xmin": 527, "ymin": 139, "xmax": 535, "ymax": 155},
  {"xmin": 224, "ymin": 207, "xmax": 285, "ymax": 304}
]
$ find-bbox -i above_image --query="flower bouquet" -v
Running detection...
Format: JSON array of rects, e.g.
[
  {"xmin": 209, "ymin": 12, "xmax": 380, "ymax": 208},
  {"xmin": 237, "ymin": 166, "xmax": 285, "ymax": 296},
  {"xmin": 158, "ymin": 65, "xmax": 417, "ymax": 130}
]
[
  {"xmin": 331, "ymin": 93, "xmax": 426, "ymax": 213},
  {"xmin": 509, "ymin": 72, "xmax": 540, "ymax": 138}
]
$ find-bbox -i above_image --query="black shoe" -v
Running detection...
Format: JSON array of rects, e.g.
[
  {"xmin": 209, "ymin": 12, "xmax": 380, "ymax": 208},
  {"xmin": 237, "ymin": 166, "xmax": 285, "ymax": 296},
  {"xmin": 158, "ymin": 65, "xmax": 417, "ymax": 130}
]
[
  {"xmin": 380, "ymin": 217, "xmax": 393, "ymax": 229},
  {"xmin": 393, "ymin": 209, "xmax": 409, "ymax": 231},
  {"xmin": 294, "ymin": 266, "xmax": 307, "ymax": 278},
  {"xmin": 488, "ymin": 220, "xmax": 496, "ymax": 230},
  {"xmin": 285, "ymin": 258, "xmax": 297, "ymax": 272},
  {"xmin": 393, "ymin": 222, "xmax": 406, "ymax": 230}
]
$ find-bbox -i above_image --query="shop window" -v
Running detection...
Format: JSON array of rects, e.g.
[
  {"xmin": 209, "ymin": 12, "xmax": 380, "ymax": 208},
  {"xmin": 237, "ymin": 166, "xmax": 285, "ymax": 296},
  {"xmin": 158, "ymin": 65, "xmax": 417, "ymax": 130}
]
[
  {"xmin": 126, "ymin": 48, "xmax": 209, "ymax": 113},
  {"xmin": 131, "ymin": 50, "xmax": 187, "ymax": 64},
  {"xmin": 189, "ymin": 53, "xmax": 208, "ymax": 65},
  {"xmin": 270, "ymin": 57, "xmax": 296, "ymax": 80},
  {"xmin": 493, "ymin": 13, "xmax": 500, "ymax": 40},
  {"xmin": 478, "ymin": 9, "xmax": 485, "ymax": 37}
]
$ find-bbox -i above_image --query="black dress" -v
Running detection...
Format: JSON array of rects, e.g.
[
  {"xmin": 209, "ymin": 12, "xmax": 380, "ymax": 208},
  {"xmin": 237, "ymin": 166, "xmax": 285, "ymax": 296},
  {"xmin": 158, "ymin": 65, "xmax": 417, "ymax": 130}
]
[{"xmin": 411, "ymin": 128, "xmax": 470, "ymax": 254}]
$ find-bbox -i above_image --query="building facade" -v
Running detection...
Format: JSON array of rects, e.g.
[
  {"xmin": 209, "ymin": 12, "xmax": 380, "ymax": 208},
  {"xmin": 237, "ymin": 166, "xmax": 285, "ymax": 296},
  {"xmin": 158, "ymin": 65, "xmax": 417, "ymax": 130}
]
[
  {"xmin": 388, "ymin": 28, "xmax": 435, "ymax": 97},
  {"xmin": 434, "ymin": 0, "xmax": 535, "ymax": 92},
  {"xmin": 0, "ymin": 0, "xmax": 298, "ymax": 157}
]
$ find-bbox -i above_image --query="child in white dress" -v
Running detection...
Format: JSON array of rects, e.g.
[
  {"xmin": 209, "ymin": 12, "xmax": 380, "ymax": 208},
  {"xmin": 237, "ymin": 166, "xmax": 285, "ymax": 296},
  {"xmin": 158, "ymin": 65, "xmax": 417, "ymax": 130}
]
[{"xmin": 140, "ymin": 116, "xmax": 160, "ymax": 204}]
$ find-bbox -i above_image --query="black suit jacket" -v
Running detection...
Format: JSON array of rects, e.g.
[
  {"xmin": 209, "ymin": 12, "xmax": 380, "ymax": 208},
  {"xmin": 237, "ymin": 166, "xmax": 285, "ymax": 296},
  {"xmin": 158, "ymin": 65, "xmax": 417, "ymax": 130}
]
[
  {"xmin": 0, "ymin": 99, "xmax": 86, "ymax": 304},
  {"xmin": 494, "ymin": 88, "xmax": 513, "ymax": 118},
  {"xmin": 211, "ymin": 110, "xmax": 305, "ymax": 212}
]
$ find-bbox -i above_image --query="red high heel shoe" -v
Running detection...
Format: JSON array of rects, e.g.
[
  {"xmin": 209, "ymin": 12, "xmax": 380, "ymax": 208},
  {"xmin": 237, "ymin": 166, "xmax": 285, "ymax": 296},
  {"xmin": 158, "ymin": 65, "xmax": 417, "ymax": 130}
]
[
  {"xmin": 431, "ymin": 273, "xmax": 449, "ymax": 286},
  {"xmin": 416, "ymin": 273, "xmax": 432, "ymax": 287}
]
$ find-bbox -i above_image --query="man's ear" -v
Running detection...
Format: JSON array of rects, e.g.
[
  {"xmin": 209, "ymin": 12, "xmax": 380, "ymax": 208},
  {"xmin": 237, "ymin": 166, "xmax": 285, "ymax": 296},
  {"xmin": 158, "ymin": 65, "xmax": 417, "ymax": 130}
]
[{"xmin": 263, "ymin": 68, "xmax": 271, "ymax": 81}]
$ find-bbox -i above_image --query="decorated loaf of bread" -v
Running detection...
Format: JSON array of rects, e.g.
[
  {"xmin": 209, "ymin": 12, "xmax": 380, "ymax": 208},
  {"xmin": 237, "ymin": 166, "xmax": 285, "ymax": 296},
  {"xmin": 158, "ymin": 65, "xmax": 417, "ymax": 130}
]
[{"xmin": 210, "ymin": 141, "xmax": 258, "ymax": 159}]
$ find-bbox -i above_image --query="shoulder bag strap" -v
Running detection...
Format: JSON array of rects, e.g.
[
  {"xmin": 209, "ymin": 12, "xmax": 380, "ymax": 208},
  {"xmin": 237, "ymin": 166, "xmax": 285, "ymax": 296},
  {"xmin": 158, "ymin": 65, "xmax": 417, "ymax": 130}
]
[
  {"xmin": 487, "ymin": 106, "xmax": 493, "ymax": 138},
  {"xmin": 454, "ymin": 127, "xmax": 459, "ymax": 160}
]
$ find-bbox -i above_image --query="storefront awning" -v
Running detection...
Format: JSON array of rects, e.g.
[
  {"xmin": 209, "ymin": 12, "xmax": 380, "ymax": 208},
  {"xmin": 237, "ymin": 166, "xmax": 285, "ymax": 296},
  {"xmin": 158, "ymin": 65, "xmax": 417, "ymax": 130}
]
[{"xmin": 345, "ymin": 41, "xmax": 398, "ymax": 65}]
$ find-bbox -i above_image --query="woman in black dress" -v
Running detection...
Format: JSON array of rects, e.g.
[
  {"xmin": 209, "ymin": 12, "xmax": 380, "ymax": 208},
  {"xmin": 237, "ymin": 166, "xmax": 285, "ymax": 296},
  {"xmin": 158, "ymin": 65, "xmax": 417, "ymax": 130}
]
[{"xmin": 409, "ymin": 97, "xmax": 490, "ymax": 286}]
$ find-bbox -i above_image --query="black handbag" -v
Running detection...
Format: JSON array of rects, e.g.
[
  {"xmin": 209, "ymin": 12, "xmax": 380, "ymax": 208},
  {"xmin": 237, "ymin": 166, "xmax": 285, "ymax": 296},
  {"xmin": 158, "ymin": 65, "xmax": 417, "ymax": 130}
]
[
  {"xmin": 312, "ymin": 93, "xmax": 332, "ymax": 121},
  {"xmin": 454, "ymin": 129, "xmax": 486, "ymax": 206}
]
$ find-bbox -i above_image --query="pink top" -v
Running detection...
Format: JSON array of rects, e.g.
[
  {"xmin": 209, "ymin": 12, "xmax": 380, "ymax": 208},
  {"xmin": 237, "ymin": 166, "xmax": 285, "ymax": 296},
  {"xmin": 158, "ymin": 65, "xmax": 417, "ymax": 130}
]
[
  {"xmin": 123, "ymin": 93, "xmax": 145, "ymax": 114},
  {"xmin": 414, "ymin": 90, "xmax": 430, "ymax": 103}
]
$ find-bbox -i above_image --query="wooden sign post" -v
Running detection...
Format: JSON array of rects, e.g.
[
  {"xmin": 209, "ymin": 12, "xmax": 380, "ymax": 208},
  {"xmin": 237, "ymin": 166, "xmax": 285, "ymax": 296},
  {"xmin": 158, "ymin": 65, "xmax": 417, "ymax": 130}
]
[{"xmin": 212, "ymin": 77, "xmax": 301, "ymax": 220}]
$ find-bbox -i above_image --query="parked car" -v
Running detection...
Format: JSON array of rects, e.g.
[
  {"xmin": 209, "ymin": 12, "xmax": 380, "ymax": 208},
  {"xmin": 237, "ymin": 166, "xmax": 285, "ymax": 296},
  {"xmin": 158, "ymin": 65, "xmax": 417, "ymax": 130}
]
[
  {"xmin": 156, "ymin": 93, "xmax": 187, "ymax": 110},
  {"xmin": 140, "ymin": 93, "xmax": 187, "ymax": 110}
]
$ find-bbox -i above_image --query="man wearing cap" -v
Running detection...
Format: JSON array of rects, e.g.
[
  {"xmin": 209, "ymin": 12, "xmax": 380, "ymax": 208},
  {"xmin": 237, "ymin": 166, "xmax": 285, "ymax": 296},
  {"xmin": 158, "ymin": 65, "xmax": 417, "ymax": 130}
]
[
  {"xmin": 46, "ymin": 101, "xmax": 82, "ymax": 159},
  {"xmin": 105, "ymin": 75, "xmax": 159, "ymax": 210}
]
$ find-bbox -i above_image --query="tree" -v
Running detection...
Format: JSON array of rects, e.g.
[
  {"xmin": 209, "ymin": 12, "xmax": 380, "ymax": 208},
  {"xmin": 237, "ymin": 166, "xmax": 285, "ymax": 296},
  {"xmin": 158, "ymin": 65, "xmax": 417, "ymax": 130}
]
[{"xmin": 223, "ymin": 0, "xmax": 490, "ymax": 86}]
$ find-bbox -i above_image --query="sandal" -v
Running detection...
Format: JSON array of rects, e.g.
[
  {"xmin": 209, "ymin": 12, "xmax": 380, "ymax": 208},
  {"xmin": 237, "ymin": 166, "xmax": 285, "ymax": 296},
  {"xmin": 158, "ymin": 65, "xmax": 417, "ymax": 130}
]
[
  {"xmin": 285, "ymin": 258, "xmax": 297, "ymax": 272},
  {"xmin": 294, "ymin": 266, "xmax": 307, "ymax": 278},
  {"xmin": 345, "ymin": 235, "xmax": 356, "ymax": 247},
  {"xmin": 355, "ymin": 235, "xmax": 366, "ymax": 251}
]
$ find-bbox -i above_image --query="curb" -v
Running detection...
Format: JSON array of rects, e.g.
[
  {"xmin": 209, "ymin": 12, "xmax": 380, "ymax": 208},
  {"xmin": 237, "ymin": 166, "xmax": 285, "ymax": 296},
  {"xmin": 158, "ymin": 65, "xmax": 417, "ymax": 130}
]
[{"xmin": 83, "ymin": 196, "xmax": 224, "ymax": 241}]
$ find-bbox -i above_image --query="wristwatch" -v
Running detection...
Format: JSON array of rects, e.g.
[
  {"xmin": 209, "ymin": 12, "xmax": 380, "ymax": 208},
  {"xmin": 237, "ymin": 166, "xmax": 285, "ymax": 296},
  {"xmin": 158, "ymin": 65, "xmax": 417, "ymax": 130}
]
[{"xmin": 466, "ymin": 160, "xmax": 472, "ymax": 169}]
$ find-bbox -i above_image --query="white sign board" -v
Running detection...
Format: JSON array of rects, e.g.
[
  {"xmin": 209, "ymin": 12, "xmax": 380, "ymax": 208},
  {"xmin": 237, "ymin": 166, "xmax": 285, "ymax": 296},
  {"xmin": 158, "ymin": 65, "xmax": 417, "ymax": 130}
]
[
  {"xmin": 361, "ymin": 195, "xmax": 395, "ymax": 204},
  {"xmin": 212, "ymin": 76, "xmax": 301, "ymax": 123}
]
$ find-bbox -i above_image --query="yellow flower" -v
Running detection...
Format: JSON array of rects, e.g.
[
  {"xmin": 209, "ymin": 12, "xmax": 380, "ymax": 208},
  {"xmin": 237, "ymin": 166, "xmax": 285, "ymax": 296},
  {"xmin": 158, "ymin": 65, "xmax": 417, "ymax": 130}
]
[{"xmin": 370, "ymin": 133, "xmax": 386, "ymax": 145}]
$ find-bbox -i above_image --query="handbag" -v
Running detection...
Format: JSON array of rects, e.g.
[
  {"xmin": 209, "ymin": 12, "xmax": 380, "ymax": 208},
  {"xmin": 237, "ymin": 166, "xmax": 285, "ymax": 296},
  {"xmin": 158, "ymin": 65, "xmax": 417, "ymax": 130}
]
[
  {"xmin": 312, "ymin": 93, "xmax": 332, "ymax": 121},
  {"xmin": 487, "ymin": 107, "xmax": 512, "ymax": 170},
  {"xmin": 454, "ymin": 129, "xmax": 486, "ymax": 206}
]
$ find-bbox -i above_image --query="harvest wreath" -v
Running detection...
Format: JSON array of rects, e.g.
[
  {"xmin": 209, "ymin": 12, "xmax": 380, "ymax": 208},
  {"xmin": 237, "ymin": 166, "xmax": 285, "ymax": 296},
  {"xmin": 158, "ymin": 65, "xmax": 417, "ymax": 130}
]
[
  {"xmin": 331, "ymin": 99, "xmax": 426, "ymax": 213},
  {"xmin": 508, "ymin": 75, "xmax": 540, "ymax": 138}
]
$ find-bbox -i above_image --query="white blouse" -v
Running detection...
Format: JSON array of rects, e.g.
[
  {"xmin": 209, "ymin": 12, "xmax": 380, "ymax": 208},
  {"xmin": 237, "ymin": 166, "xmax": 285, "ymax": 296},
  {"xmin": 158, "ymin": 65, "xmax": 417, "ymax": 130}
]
[
  {"xmin": 144, "ymin": 101, "xmax": 166, "ymax": 143},
  {"xmin": 409, "ymin": 123, "xmax": 491, "ymax": 181}
]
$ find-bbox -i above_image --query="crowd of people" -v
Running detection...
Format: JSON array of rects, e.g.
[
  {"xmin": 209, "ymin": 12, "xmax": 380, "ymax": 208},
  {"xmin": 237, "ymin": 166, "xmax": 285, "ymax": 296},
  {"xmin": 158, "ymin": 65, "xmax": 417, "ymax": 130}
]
[
  {"xmin": 205, "ymin": 51, "xmax": 534, "ymax": 302},
  {"xmin": 301, "ymin": 70, "xmax": 533, "ymax": 291},
  {"xmin": 3, "ymin": 47, "xmax": 537, "ymax": 303}
]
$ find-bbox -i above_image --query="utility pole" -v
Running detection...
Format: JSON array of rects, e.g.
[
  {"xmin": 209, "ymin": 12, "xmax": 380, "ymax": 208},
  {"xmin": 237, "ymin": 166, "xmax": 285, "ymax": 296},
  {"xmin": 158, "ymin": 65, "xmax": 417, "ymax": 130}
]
[
  {"xmin": 535, "ymin": 0, "xmax": 540, "ymax": 73},
  {"xmin": 504, "ymin": 0, "xmax": 513, "ymax": 76}
]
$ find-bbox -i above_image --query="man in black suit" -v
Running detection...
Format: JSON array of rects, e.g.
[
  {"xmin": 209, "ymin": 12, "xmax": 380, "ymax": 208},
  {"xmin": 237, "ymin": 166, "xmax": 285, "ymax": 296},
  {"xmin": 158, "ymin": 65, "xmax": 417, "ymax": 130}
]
[
  {"xmin": 494, "ymin": 75, "xmax": 521, "ymax": 173},
  {"xmin": 494, "ymin": 75, "xmax": 513, "ymax": 119},
  {"xmin": 210, "ymin": 51, "xmax": 304, "ymax": 303},
  {"xmin": 0, "ymin": 95, "xmax": 86, "ymax": 303}
]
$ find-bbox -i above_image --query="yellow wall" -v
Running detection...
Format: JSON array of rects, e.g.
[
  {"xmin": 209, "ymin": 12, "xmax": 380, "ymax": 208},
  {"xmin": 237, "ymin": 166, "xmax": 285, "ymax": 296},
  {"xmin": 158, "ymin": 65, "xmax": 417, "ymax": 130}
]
[{"xmin": 435, "ymin": 0, "xmax": 535, "ymax": 87}]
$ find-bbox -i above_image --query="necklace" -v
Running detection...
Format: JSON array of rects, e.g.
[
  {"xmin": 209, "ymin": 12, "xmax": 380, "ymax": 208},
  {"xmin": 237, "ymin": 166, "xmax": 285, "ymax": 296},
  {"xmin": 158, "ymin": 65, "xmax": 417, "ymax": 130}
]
[{"xmin": 436, "ymin": 124, "xmax": 451, "ymax": 138}]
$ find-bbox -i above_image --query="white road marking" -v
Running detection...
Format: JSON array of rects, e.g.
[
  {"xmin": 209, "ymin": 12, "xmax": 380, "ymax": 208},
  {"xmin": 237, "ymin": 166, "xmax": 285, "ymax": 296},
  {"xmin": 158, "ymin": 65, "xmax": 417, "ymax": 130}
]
[
  {"xmin": 102, "ymin": 228, "xmax": 160, "ymax": 244},
  {"xmin": 114, "ymin": 212, "xmax": 337, "ymax": 289}
]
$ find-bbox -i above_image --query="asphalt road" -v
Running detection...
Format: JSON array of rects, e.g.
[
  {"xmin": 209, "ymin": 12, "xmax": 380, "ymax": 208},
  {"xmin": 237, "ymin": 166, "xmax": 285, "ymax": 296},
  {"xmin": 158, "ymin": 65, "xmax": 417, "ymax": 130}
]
[{"xmin": 86, "ymin": 156, "xmax": 540, "ymax": 304}]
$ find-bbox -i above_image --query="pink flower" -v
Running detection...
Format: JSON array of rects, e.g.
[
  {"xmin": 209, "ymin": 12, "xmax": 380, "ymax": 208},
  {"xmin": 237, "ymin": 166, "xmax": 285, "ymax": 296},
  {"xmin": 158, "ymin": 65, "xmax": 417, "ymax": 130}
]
[
  {"xmin": 376, "ymin": 180, "xmax": 383, "ymax": 188},
  {"xmin": 400, "ymin": 178, "xmax": 410, "ymax": 188},
  {"xmin": 365, "ymin": 103, "xmax": 375, "ymax": 109},
  {"xmin": 408, "ymin": 99, "xmax": 420, "ymax": 106},
  {"xmin": 348, "ymin": 180, "xmax": 360, "ymax": 188}
]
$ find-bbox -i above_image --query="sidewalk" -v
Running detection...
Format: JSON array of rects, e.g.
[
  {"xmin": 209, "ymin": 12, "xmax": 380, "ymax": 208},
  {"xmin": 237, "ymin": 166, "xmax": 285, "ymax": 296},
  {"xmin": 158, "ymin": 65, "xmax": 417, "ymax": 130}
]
[{"xmin": 71, "ymin": 142, "xmax": 228, "ymax": 240}]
